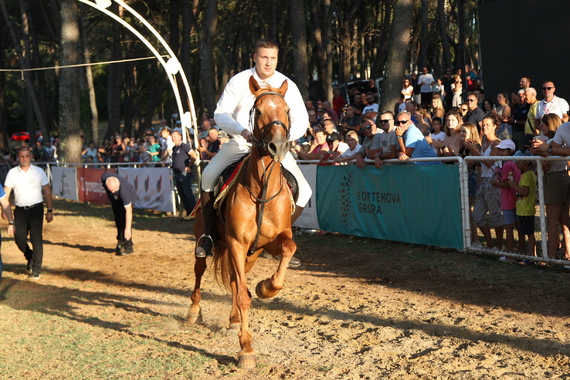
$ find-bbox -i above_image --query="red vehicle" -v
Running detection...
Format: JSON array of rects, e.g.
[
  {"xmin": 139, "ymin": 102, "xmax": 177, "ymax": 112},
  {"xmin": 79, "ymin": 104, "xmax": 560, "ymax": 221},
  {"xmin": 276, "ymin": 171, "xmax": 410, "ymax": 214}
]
[{"xmin": 11, "ymin": 132, "xmax": 30, "ymax": 142}]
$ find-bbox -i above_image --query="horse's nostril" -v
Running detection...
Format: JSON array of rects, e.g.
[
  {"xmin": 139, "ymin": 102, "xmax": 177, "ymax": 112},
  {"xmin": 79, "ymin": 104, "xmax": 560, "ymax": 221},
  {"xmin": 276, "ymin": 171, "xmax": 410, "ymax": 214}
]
[{"xmin": 269, "ymin": 143, "xmax": 277, "ymax": 153}]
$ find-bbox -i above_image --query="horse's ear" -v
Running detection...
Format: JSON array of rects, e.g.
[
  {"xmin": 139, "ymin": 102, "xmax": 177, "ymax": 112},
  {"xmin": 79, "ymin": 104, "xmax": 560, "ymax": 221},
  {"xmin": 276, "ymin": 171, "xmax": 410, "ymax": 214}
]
[
  {"xmin": 279, "ymin": 80, "xmax": 288, "ymax": 96},
  {"xmin": 249, "ymin": 76, "xmax": 260, "ymax": 94}
]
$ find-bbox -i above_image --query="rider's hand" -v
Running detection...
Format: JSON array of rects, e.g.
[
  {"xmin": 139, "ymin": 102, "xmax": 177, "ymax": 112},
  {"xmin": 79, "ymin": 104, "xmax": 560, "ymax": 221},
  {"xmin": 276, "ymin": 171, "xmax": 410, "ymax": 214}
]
[{"xmin": 241, "ymin": 129, "xmax": 253, "ymax": 143}]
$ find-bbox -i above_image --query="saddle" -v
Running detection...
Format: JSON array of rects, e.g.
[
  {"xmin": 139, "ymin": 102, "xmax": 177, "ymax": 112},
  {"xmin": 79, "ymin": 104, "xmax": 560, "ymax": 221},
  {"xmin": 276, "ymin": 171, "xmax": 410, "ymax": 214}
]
[{"xmin": 189, "ymin": 154, "xmax": 298, "ymax": 217}]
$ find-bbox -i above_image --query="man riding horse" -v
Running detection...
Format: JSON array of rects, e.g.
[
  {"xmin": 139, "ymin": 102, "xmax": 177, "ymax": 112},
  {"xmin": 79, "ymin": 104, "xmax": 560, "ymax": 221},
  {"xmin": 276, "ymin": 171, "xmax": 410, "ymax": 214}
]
[{"xmin": 196, "ymin": 38, "xmax": 312, "ymax": 265}]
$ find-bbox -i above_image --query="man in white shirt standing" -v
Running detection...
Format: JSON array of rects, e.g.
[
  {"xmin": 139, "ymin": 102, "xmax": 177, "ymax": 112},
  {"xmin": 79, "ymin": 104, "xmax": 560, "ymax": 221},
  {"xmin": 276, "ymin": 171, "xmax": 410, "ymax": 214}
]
[
  {"xmin": 418, "ymin": 67, "xmax": 435, "ymax": 110},
  {"xmin": 535, "ymin": 80, "xmax": 569, "ymax": 128},
  {"xmin": 4, "ymin": 146, "xmax": 53, "ymax": 280},
  {"xmin": 195, "ymin": 39, "xmax": 311, "ymax": 268}
]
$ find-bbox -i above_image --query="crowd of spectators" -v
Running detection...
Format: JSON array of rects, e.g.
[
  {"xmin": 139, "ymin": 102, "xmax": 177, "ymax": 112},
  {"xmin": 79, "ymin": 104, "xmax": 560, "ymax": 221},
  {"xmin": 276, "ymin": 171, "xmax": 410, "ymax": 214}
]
[
  {"xmin": 295, "ymin": 67, "xmax": 570, "ymax": 264},
  {"xmin": 3, "ymin": 65, "xmax": 569, "ymax": 263}
]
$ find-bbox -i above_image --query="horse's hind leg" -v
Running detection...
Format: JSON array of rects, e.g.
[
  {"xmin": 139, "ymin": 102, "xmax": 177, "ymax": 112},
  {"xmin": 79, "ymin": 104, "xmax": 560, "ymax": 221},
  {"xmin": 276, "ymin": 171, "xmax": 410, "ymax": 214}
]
[
  {"xmin": 255, "ymin": 232, "xmax": 296, "ymax": 299},
  {"xmin": 187, "ymin": 256, "xmax": 207, "ymax": 324}
]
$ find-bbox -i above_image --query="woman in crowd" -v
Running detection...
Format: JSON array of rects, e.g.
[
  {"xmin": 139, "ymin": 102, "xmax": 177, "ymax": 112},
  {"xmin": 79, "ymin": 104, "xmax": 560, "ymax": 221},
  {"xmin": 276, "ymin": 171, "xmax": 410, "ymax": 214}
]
[
  {"xmin": 433, "ymin": 77, "xmax": 445, "ymax": 100},
  {"xmin": 432, "ymin": 111, "xmax": 463, "ymax": 156},
  {"xmin": 495, "ymin": 92, "xmax": 512, "ymax": 140},
  {"xmin": 297, "ymin": 128, "xmax": 330, "ymax": 163},
  {"xmin": 537, "ymin": 114, "xmax": 570, "ymax": 259},
  {"xmin": 465, "ymin": 115, "xmax": 503, "ymax": 250},
  {"xmin": 458, "ymin": 122, "xmax": 483, "ymax": 245},
  {"xmin": 426, "ymin": 117, "xmax": 446, "ymax": 154},
  {"xmin": 98, "ymin": 138, "xmax": 112, "ymax": 163},
  {"xmin": 482, "ymin": 98, "xmax": 495, "ymax": 116},
  {"xmin": 431, "ymin": 97, "xmax": 446, "ymax": 120},
  {"xmin": 451, "ymin": 74, "xmax": 463, "ymax": 107},
  {"xmin": 112, "ymin": 136, "xmax": 127, "ymax": 162},
  {"xmin": 401, "ymin": 77, "xmax": 414, "ymax": 101}
]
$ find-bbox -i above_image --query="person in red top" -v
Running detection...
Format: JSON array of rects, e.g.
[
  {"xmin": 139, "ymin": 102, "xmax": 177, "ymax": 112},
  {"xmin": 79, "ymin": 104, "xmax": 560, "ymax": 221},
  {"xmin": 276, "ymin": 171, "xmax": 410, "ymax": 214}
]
[{"xmin": 332, "ymin": 88, "xmax": 346, "ymax": 115}]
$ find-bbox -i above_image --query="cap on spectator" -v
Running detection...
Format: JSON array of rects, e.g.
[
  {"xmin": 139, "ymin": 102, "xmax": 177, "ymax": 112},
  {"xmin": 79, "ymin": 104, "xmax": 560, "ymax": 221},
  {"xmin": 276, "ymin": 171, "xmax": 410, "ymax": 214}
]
[
  {"xmin": 496, "ymin": 139, "xmax": 515, "ymax": 151},
  {"xmin": 326, "ymin": 132, "xmax": 343, "ymax": 143}
]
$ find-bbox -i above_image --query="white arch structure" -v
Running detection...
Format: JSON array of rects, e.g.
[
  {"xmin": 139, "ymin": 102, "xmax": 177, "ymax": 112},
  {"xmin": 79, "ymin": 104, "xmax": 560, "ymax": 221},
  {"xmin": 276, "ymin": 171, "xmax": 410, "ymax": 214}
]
[{"xmin": 78, "ymin": 0, "xmax": 199, "ymax": 147}]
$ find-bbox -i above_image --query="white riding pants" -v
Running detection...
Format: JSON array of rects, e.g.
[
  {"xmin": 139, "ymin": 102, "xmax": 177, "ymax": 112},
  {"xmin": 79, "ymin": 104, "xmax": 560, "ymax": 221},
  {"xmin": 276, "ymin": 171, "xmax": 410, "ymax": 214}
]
[{"xmin": 200, "ymin": 138, "xmax": 312, "ymax": 207}]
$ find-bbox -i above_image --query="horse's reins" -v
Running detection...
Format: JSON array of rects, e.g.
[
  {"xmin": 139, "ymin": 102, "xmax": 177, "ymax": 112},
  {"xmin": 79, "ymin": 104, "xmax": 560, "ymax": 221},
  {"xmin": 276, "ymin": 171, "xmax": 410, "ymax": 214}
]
[{"xmin": 246, "ymin": 90, "xmax": 290, "ymax": 256}]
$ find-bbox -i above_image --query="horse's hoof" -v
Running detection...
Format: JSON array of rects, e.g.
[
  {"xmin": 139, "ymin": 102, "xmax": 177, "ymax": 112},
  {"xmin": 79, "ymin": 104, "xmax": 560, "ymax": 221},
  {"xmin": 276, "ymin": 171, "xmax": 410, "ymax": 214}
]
[
  {"xmin": 255, "ymin": 279, "xmax": 279, "ymax": 299},
  {"xmin": 186, "ymin": 308, "xmax": 200, "ymax": 324},
  {"xmin": 237, "ymin": 352, "xmax": 256, "ymax": 369}
]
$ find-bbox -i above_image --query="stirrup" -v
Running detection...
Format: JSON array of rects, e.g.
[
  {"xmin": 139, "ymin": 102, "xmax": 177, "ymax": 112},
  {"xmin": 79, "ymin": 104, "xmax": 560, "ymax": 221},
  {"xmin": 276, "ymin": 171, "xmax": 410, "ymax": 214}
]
[{"xmin": 195, "ymin": 234, "xmax": 215, "ymax": 258}]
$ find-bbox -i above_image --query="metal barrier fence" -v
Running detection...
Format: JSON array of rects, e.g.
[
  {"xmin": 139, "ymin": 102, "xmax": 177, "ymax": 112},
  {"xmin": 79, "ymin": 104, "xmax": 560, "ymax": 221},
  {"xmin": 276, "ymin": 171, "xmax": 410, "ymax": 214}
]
[
  {"xmin": 27, "ymin": 155, "xmax": 570, "ymax": 267},
  {"xmin": 44, "ymin": 161, "xmax": 196, "ymax": 216},
  {"xmin": 333, "ymin": 154, "xmax": 568, "ymax": 267}
]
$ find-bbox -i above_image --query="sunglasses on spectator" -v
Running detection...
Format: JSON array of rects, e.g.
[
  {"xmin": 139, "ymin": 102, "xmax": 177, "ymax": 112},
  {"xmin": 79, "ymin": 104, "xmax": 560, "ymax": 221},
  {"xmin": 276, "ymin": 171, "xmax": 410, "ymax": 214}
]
[
  {"xmin": 362, "ymin": 124, "xmax": 373, "ymax": 130},
  {"xmin": 394, "ymin": 120, "xmax": 409, "ymax": 125},
  {"xmin": 461, "ymin": 108, "xmax": 468, "ymax": 112},
  {"xmin": 467, "ymin": 99, "xmax": 476, "ymax": 102},
  {"xmin": 543, "ymin": 87, "xmax": 554, "ymax": 90},
  {"xmin": 379, "ymin": 119, "xmax": 392, "ymax": 123}
]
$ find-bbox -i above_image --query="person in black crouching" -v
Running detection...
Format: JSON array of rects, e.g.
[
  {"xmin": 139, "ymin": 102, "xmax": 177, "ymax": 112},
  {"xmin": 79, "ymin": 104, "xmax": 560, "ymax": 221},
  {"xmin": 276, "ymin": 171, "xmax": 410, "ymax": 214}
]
[{"xmin": 101, "ymin": 173, "xmax": 136, "ymax": 256}]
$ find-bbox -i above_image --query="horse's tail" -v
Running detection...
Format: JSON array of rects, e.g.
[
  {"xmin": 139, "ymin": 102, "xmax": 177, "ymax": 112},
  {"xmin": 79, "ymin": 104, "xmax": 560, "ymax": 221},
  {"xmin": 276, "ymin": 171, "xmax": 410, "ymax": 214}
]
[{"xmin": 212, "ymin": 243, "xmax": 231, "ymax": 291}]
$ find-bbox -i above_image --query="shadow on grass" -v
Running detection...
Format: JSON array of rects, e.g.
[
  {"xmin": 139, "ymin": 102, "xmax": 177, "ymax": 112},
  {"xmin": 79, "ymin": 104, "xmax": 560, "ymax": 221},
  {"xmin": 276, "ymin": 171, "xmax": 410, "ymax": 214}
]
[
  {"xmin": 51, "ymin": 198, "xmax": 193, "ymax": 235},
  {"xmin": 294, "ymin": 232, "xmax": 570, "ymax": 317},
  {"xmin": 0, "ymin": 272, "xmax": 236, "ymax": 366},
  {"xmin": 0, "ymin": 263, "xmax": 568, "ymax": 363}
]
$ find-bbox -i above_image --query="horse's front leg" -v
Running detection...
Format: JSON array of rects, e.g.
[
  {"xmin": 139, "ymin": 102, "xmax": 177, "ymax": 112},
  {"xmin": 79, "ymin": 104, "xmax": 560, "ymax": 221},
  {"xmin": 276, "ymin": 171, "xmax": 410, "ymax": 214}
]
[
  {"xmin": 256, "ymin": 231, "xmax": 296, "ymax": 299},
  {"xmin": 227, "ymin": 238, "xmax": 256, "ymax": 369},
  {"xmin": 187, "ymin": 256, "xmax": 207, "ymax": 324}
]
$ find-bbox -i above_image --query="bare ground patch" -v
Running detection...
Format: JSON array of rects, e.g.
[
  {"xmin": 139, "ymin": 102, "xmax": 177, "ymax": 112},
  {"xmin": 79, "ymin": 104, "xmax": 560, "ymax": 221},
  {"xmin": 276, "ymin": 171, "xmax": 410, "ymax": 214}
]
[{"xmin": 0, "ymin": 199, "xmax": 569, "ymax": 379}]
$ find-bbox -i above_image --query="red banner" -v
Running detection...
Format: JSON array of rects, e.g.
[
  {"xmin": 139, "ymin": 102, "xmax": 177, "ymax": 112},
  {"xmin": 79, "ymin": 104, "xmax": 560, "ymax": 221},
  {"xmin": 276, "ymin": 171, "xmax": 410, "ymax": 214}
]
[{"xmin": 77, "ymin": 168, "xmax": 117, "ymax": 204}]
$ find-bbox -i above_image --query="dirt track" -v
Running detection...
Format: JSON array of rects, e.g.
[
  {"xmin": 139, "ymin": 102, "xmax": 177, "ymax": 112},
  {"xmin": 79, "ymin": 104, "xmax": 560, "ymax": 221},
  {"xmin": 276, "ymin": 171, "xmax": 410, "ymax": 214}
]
[{"xmin": 1, "ymin": 200, "xmax": 569, "ymax": 379}]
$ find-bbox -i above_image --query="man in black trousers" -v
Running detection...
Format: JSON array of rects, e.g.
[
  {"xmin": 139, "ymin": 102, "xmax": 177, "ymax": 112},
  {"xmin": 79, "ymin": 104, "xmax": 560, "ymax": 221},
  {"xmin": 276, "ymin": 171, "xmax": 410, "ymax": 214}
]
[{"xmin": 101, "ymin": 172, "xmax": 136, "ymax": 256}]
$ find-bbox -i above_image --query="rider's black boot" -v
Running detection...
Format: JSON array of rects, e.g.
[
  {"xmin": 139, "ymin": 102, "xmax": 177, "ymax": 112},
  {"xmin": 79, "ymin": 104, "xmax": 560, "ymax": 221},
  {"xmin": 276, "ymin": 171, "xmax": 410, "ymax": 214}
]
[{"xmin": 195, "ymin": 191, "xmax": 217, "ymax": 258}]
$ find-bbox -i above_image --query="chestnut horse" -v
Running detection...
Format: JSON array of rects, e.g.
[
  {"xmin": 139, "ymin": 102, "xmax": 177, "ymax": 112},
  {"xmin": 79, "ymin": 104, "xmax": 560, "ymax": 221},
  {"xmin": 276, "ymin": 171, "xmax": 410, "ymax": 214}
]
[{"xmin": 189, "ymin": 76, "xmax": 297, "ymax": 369}]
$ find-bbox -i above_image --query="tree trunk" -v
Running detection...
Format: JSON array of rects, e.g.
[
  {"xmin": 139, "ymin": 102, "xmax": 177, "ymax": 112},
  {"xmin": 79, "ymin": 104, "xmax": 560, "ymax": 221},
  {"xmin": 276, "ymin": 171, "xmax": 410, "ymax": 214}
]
[
  {"xmin": 417, "ymin": 0, "xmax": 429, "ymax": 71},
  {"xmin": 289, "ymin": 0, "xmax": 309, "ymax": 98},
  {"xmin": 59, "ymin": 0, "xmax": 82, "ymax": 163},
  {"xmin": 310, "ymin": 0, "xmax": 333, "ymax": 102},
  {"xmin": 180, "ymin": 0, "xmax": 198, "ymax": 119},
  {"xmin": 409, "ymin": 4, "xmax": 422, "ymax": 72},
  {"xmin": 0, "ymin": 22, "xmax": 7, "ymax": 147},
  {"xmin": 123, "ymin": 57, "xmax": 136, "ymax": 138},
  {"xmin": 199, "ymin": 0, "xmax": 218, "ymax": 118},
  {"xmin": 437, "ymin": 0, "xmax": 452, "ymax": 71},
  {"xmin": 28, "ymin": 2, "xmax": 55, "ymax": 137},
  {"xmin": 79, "ymin": 4, "xmax": 99, "ymax": 144},
  {"xmin": 336, "ymin": 0, "xmax": 362, "ymax": 84},
  {"xmin": 105, "ymin": 3, "xmax": 123, "ymax": 141},
  {"xmin": 0, "ymin": 0, "xmax": 46, "ymax": 144},
  {"xmin": 371, "ymin": 0, "xmax": 393, "ymax": 78},
  {"xmin": 379, "ymin": 0, "xmax": 414, "ymax": 114}
]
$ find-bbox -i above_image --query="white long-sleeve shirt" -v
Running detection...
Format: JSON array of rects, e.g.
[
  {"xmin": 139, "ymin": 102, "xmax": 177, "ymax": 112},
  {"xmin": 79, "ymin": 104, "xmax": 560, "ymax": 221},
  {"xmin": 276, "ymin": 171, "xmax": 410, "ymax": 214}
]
[{"xmin": 214, "ymin": 68, "xmax": 309, "ymax": 142}]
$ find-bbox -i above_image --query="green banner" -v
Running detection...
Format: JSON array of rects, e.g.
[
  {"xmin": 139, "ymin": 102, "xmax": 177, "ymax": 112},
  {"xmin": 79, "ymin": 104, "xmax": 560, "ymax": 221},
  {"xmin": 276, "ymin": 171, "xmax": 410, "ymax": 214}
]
[{"xmin": 317, "ymin": 164, "xmax": 463, "ymax": 249}]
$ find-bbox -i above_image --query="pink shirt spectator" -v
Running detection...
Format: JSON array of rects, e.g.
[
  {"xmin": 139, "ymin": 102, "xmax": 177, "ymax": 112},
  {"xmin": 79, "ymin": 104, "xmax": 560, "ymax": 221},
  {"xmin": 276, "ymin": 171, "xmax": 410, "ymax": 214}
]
[{"xmin": 500, "ymin": 161, "xmax": 520, "ymax": 210}]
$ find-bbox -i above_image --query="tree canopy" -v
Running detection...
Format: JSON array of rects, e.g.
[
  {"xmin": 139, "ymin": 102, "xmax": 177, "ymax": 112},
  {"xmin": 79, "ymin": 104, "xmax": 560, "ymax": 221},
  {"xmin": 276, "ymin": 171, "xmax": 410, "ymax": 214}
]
[{"xmin": 0, "ymin": 0, "xmax": 480, "ymax": 160}]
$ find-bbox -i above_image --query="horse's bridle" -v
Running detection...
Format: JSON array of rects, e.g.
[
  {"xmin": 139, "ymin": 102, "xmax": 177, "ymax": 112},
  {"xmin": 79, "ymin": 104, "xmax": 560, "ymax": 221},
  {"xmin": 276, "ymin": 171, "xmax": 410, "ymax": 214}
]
[
  {"xmin": 249, "ymin": 91, "xmax": 291, "ymax": 153},
  {"xmin": 246, "ymin": 90, "xmax": 291, "ymax": 256}
]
